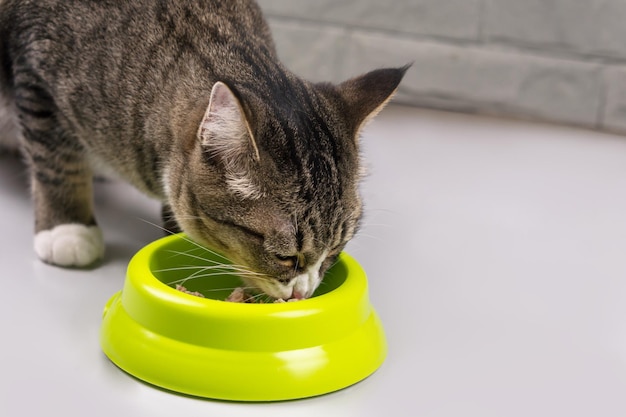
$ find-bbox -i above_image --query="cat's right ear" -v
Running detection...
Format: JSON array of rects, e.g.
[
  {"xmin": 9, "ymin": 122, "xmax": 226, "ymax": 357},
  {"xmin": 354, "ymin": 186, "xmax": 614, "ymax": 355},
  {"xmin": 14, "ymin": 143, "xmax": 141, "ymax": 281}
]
[
  {"xmin": 198, "ymin": 82, "xmax": 260, "ymax": 163},
  {"xmin": 337, "ymin": 64, "xmax": 411, "ymax": 139}
]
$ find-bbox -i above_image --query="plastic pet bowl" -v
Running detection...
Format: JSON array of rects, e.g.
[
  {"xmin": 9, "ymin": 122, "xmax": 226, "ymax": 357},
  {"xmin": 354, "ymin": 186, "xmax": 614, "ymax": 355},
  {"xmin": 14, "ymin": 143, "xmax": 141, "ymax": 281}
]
[{"xmin": 100, "ymin": 234, "xmax": 386, "ymax": 401}]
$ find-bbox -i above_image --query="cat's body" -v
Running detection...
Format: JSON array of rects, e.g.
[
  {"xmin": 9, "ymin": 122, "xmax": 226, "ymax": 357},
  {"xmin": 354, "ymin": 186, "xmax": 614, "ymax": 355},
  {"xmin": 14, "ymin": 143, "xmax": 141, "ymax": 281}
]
[{"xmin": 0, "ymin": 0, "xmax": 406, "ymax": 299}]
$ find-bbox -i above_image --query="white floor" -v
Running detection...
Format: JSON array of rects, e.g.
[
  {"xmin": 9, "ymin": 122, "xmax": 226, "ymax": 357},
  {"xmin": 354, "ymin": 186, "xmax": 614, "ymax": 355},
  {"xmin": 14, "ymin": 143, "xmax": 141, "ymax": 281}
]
[{"xmin": 2, "ymin": 105, "xmax": 626, "ymax": 417}]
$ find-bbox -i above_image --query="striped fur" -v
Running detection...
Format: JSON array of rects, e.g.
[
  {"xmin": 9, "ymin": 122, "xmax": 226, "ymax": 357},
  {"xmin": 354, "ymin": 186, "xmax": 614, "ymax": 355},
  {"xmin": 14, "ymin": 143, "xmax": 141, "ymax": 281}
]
[{"xmin": 0, "ymin": 0, "xmax": 407, "ymax": 296}]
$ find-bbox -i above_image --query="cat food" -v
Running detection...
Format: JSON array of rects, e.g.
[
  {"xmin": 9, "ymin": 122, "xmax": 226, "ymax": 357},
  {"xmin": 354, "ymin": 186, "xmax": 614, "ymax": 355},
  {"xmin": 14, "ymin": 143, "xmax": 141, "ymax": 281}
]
[
  {"xmin": 175, "ymin": 284, "xmax": 205, "ymax": 298},
  {"xmin": 175, "ymin": 284, "xmax": 300, "ymax": 303},
  {"xmin": 225, "ymin": 287, "xmax": 255, "ymax": 303},
  {"xmin": 225, "ymin": 287, "xmax": 300, "ymax": 303}
]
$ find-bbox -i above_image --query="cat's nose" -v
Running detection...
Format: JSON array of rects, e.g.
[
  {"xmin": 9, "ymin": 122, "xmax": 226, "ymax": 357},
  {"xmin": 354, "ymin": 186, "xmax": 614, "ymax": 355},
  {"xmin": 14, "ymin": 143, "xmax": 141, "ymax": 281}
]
[{"xmin": 291, "ymin": 289, "xmax": 304, "ymax": 300}]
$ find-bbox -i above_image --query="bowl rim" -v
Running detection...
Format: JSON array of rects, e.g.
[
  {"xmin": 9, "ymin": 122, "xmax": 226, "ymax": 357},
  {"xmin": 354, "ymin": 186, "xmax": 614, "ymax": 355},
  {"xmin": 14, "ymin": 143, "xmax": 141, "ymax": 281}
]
[{"xmin": 118, "ymin": 234, "xmax": 371, "ymax": 351}]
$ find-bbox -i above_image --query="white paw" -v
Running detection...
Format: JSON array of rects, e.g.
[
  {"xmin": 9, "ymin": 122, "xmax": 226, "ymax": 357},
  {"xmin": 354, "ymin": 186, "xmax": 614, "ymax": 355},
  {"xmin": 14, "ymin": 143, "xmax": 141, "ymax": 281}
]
[{"xmin": 34, "ymin": 224, "xmax": 104, "ymax": 267}]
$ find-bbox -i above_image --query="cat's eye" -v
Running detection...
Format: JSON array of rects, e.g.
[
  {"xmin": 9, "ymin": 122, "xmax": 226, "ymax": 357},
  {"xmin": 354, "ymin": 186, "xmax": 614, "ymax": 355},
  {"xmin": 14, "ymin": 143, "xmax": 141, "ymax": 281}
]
[{"xmin": 223, "ymin": 221, "xmax": 264, "ymax": 242}]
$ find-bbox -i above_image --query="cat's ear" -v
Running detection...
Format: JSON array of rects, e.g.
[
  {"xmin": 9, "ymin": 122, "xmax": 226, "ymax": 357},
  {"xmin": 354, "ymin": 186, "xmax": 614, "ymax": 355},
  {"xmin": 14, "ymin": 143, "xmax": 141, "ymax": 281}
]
[
  {"xmin": 198, "ymin": 81, "xmax": 260, "ymax": 163},
  {"xmin": 198, "ymin": 82, "xmax": 264, "ymax": 199},
  {"xmin": 338, "ymin": 65, "xmax": 411, "ymax": 138}
]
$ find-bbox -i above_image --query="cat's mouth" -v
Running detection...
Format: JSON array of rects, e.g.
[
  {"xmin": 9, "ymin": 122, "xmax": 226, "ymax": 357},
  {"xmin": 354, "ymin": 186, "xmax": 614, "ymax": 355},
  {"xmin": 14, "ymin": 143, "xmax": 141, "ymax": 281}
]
[
  {"xmin": 241, "ymin": 275, "xmax": 307, "ymax": 300},
  {"xmin": 241, "ymin": 251, "xmax": 328, "ymax": 300},
  {"xmin": 240, "ymin": 273, "xmax": 319, "ymax": 300}
]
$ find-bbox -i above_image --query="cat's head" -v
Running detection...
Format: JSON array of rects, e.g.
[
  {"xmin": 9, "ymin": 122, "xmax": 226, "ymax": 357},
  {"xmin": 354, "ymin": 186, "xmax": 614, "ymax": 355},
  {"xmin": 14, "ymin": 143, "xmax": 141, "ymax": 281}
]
[{"xmin": 166, "ymin": 66, "xmax": 408, "ymax": 300}]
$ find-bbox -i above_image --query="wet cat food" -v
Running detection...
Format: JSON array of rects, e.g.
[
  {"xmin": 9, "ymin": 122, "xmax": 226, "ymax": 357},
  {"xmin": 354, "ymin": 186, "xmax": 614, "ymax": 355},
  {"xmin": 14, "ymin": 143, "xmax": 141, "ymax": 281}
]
[
  {"xmin": 226, "ymin": 287, "xmax": 300, "ymax": 303},
  {"xmin": 175, "ymin": 284, "xmax": 205, "ymax": 298},
  {"xmin": 175, "ymin": 284, "xmax": 300, "ymax": 303}
]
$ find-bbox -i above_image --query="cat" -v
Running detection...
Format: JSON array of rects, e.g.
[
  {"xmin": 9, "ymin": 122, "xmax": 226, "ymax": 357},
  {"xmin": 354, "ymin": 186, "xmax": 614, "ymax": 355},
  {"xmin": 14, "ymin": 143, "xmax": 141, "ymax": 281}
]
[{"xmin": 0, "ymin": 0, "xmax": 408, "ymax": 300}]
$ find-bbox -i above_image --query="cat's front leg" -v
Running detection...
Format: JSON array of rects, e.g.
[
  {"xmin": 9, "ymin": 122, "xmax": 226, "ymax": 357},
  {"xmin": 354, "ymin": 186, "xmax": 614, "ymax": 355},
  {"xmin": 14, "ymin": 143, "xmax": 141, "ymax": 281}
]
[
  {"xmin": 29, "ymin": 155, "xmax": 104, "ymax": 267},
  {"xmin": 16, "ymin": 96, "xmax": 104, "ymax": 267},
  {"xmin": 28, "ymin": 150, "xmax": 105, "ymax": 267}
]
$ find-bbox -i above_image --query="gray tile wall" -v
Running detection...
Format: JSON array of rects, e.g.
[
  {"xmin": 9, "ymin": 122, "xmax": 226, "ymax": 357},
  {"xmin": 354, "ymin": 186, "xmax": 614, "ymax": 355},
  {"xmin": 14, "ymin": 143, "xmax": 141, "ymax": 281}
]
[{"xmin": 257, "ymin": 0, "xmax": 626, "ymax": 134}]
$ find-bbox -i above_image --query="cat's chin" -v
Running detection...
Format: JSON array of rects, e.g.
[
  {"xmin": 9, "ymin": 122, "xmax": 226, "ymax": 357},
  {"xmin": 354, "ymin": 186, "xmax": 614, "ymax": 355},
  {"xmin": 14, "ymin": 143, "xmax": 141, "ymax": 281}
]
[
  {"xmin": 188, "ymin": 249, "xmax": 324, "ymax": 299},
  {"xmin": 241, "ymin": 276, "xmax": 295, "ymax": 300},
  {"xmin": 243, "ymin": 253, "xmax": 327, "ymax": 300},
  {"xmin": 290, "ymin": 252, "xmax": 328, "ymax": 299}
]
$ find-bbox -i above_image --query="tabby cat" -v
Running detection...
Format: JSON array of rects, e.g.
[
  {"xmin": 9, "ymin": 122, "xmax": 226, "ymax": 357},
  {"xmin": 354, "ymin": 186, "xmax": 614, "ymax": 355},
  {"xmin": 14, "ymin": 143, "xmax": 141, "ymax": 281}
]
[{"xmin": 0, "ymin": 0, "xmax": 407, "ymax": 299}]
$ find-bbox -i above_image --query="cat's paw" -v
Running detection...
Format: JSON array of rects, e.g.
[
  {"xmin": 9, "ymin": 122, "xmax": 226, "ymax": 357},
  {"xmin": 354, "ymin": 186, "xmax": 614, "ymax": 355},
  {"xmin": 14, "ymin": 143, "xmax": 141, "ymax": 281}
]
[{"xmin": 34, "ymin": 224, "xmax": 104, "ymax": 267}]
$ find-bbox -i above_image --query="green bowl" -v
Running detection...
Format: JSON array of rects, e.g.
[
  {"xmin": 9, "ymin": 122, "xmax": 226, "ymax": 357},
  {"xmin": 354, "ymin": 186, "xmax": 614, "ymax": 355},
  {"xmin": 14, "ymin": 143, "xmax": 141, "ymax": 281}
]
[{"xmin": 100, "ymin": 234, "xmax": 386, "ymax": 401}]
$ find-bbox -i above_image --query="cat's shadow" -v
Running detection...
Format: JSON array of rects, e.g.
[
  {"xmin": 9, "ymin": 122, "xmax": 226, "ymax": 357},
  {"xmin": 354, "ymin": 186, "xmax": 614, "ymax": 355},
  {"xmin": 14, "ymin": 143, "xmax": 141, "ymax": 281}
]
[
  {"xmin": 93, "ymin": 179, "xmax": 164, "ymax": 264},
  {"xmin": 0, "ymin": 151, "xmax": 30, "ymax": 199}
]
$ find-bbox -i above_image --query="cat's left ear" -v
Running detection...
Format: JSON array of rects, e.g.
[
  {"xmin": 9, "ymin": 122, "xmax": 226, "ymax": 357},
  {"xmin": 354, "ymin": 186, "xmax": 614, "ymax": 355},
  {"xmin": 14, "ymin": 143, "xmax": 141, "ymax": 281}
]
[
  {"xmin": 198, "ymin": 81, "xmax": 260, "ymax": 163},
  {"xmin": 337, "ymin": 64, "xmax": 411, "ymax": 138}
]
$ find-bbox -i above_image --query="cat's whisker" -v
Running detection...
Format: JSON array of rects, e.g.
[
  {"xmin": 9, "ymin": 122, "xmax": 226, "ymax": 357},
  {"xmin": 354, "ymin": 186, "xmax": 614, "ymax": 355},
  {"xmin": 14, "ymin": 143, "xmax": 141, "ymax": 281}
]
[
  {"xmin": 158, "ymin": 258, "xmax": 252, "ymax": 278},
  {"xmin": 195, "ymin": 286, "xmax": 250, "ymax": 293},
  {"xmin": 137, "ymin": 217, "xmax": 180, "ymax": 236},
  {"xmin": 293, "ymin": 212, "xmax": 299, "ymax": 236},
  {"xmin": 247, "ymin": 291, "xmax": 271, "ymax": 303},
  {"xmin": 358, "ymin": 222, "xmax": 396, "ymax": 230},
  {"xmin": 167, "ymin": 271, "xmax": 242, "ymax": 286},
  {"xmin": 138, "ymin": 217, "xmax": 238, "ymax": 265},
  {"xmin": 166, "ymin": 267, "xmax": 272, "ymax": 286},
  {"xmin": 328, "ymin": 257, "xmax": 342, "ymax": 270},
  {"xmin": 352, "ymin": 232, "xmax": 390, "ymax": 245},
  {"xmin": 162, "ymin": 249, "xmax": 253, "ymax": 272},
  {"xmin": 237, "ymin": 273, "xmax": 275, "ymax": 283},
  {"xmin": 164, "ymin": 241, "xmax": 234, "ymax": 265},
  {"xmin": 153, "ymin": 264, "xmax": 236, "ymax": 273},
  {"xmin": 365, "ymin": 208, "xmax": 402, "ymax": 216}
]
